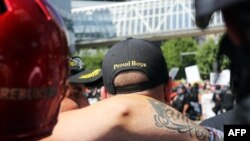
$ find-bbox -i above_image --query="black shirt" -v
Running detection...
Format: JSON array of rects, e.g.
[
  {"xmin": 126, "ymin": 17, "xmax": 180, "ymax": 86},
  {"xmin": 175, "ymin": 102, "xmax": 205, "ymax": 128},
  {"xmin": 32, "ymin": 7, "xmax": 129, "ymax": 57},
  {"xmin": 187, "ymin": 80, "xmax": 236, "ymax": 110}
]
[
  {"xmin": 189, "ymin": 88, "xmax": 199, "ymax": 102},
  {"xmin": 172, "ymin": 93, "xmax": 189, "ymax": 112},
  {"xmin": 221, "ymin": 89, "xmax": 234, "ymax": 110}
]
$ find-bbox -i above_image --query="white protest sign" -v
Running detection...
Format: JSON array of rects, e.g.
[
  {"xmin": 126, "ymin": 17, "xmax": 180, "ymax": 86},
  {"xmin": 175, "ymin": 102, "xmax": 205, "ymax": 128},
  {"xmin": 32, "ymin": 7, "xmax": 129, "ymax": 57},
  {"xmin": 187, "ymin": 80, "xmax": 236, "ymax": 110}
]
[
  {"xmin": 185, "ymin": 65, "xmax": 202, "ymax": 83},
  {"xmin": 210, "ymin": 69, "xmax": 230, "ymax": 85}
]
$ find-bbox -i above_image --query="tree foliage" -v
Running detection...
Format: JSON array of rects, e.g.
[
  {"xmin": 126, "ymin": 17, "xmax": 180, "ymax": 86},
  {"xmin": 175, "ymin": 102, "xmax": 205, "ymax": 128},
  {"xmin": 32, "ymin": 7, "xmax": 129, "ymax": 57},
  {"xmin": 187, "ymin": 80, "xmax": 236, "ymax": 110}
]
[
  {"xmin": 74, "ymin": 48, "xmax": 107, "ymax": 70},
  {"xmin": 161, "ymin": 38, "xmax": 198, "ymax": 68},
  {"xmin": 161, "ymin": 38, "xmax": 198, "ymax": 78},
  {"xmin": 195, "ymin": 39, "xmax": 230, "ymax": 79},
  {"xmin": 73, "ymin": 37, "xmax": 229, "ymax": 80}
]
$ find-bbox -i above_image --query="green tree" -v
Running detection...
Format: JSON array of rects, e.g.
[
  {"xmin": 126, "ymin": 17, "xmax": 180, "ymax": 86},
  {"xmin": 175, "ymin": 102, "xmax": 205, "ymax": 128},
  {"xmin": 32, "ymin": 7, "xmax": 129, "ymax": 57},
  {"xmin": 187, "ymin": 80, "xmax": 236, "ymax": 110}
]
[
  {"xmin": 161, "ymin": 38, "xmax": 198, "ymax": 78},
  {"xmin": 74, "ymin": 48, "xmax": 108, "ymax": 70},
  {"xmin": 195, "ymin": 39, "xmax": 230, "ymax": 79}
]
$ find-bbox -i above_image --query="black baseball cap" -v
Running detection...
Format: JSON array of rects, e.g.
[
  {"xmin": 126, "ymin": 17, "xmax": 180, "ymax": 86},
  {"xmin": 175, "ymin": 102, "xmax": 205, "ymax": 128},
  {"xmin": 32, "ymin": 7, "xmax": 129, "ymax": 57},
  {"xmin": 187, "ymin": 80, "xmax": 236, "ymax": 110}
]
[
  {"xmin": 102, "ymin": 38, "xmax": 169, "ymax": 94},
  {"xmin": 69, "ymin": 69, "xmax": 102, "ymax": 85},
  {"xmin": 69, "ymin": 56, "xmax": 85, "ymax": 76},
  {"xmin": 68, "ymin": 56, "xmax": 102, "ymax": 86}
]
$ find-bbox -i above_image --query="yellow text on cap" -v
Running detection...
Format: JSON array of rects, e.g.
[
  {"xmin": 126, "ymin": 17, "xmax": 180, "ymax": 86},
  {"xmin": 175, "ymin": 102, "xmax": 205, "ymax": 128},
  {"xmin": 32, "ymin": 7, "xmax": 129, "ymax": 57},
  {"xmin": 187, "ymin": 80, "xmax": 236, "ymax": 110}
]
[{"xmin": 79, "ymin": 69, "xmax": 101, "ymax": 79}]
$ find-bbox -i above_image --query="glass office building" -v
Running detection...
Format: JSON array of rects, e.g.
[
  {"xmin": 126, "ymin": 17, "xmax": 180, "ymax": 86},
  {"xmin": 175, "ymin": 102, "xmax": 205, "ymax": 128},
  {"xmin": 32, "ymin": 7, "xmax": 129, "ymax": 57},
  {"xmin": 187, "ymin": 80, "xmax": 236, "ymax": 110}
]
[
  {"xmin": 73, "ymin": 8, "xmax": 117, "ymax": 41},
  {"xmin": 50, "ymin": 0, "xmax": 76, "ymax": 52},
  {"xmin": 72, "ymin": 0, "xmax": 223, "ymax": 42}
]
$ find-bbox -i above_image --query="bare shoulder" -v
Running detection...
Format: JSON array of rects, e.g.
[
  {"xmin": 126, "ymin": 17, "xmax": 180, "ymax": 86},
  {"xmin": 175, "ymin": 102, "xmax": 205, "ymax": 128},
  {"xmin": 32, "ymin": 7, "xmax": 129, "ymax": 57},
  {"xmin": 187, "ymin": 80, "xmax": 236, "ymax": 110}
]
[
  {"xmin": 41, "ymin": 95, "xmax": 209, "ymax": 141},
  {"xmin": 41, "ymin": 95, "xmax": 146, "ymax": 141}
]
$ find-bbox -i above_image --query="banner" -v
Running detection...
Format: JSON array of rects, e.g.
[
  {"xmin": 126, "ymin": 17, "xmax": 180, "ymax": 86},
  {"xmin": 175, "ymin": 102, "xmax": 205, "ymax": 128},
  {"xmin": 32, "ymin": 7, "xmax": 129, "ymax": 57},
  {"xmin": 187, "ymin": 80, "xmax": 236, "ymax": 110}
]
[
  {"xmin": 210, "ymin": 69, "xmax": 230, "ymax": 85},
  {"xmin": 185, "ymin": 65, "xmax": 201, "ymax": 83}
]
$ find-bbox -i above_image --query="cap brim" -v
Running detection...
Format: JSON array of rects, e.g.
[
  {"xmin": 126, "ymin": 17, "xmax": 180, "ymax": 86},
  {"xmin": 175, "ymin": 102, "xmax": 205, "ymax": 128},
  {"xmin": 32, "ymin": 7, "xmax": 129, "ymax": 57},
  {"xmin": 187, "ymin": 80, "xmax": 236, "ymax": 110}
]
[
  {"xmin": 196, "ymin": 0, "xmax": 246, "ymax": 18},
  {"xmin": 69, "ymin": 69, "xmax": 102, "ymax": 85}
]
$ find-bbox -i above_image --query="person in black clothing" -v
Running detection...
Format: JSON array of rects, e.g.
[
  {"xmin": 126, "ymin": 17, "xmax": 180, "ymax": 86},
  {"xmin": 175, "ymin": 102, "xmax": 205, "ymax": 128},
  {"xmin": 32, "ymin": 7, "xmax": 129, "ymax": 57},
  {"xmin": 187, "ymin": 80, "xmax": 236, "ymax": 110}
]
[
  {"xmin": 196, "ymin": 0, "xmax": 250, "ymax": 131},
  {"xmin": 172, "ymin": 84, "xmax": 189, "ymax": 114},
  {"xmin": 212, "ymin": 85, "xmax": 223, "ymax": 115},
  {"xmin": 221, "ymin": 86, "xmax": 234, "ymax": 111},
  {"xmin": 186, "ymin": 83, "xmax": 202, "ymax": 120}
]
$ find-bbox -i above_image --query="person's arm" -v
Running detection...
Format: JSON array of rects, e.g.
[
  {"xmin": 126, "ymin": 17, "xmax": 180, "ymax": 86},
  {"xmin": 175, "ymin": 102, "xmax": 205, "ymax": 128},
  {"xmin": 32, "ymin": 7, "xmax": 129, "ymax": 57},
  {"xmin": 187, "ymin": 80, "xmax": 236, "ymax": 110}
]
[
  {"xmin": 42, "ymin": 95, "xmax": 210, "ymax": 141},
  {"xmin": 183, "ymin": 94, "xmax": 190, "ymax": 116},
  {"xmin": 198, "ymin": 93, "xmax": 202, "ymax": 104},
  {"xmin": 183, "ymin": 103, "xmax": 190, "ymax": 116}
]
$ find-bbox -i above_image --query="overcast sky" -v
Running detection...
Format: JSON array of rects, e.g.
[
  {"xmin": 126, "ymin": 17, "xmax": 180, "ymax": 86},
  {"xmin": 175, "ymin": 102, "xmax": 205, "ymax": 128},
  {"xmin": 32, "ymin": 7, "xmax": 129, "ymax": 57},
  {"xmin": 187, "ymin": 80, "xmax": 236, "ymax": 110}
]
[
  {"xmin": 71, "ymin": 0, "xmax": 143, "ymax": 8},
  {"xmin": 71, "ymin": 0, "xmax": 125, "ymax": 8}
]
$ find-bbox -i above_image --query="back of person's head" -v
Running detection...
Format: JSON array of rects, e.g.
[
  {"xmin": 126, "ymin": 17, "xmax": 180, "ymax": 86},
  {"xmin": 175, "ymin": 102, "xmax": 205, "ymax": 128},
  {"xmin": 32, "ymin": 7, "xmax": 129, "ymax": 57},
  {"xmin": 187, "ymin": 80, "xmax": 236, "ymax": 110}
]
[
  {"xmin": 215, "ymin": 85, "xmax": 221, "ymax": 90},
  {"xmin": 193, "ymin": 83, "xmax": 199, "ymax": 89},
  {"xmin": 65, "ymin": 58, "xmax": 102, "ymax": 109},
  {"xmin": 180, "ymin": 85, "xmax": 187, "ymax": 94},
  {"xmin": 102, "ymin": 38, "xmax": 169, "ymax": 95},
  {"xmin": 190, "ymin": 83, "xmax": 199, "ymax": 96},
  {"xmin": 0, "ymin": 0, "xmax": 68, "ymax": 140},
  {"xmin": 65, "ymin": 82, "xmax": 89, "ymax": 109}
]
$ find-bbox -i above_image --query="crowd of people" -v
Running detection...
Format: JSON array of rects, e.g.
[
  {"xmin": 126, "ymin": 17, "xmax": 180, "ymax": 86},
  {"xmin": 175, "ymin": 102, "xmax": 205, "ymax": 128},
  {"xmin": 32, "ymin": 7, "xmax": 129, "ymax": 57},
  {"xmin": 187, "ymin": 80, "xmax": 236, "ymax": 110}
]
[
  {"xmin": 171, "ymin": 82, "xmax": 202, "ymax": 121},
  {"xmin": 170, "ymin": 81, "xmax": 235, "ymax": 121},
  {"xmin": 1, "ymin": 0, "xmax": 250, "ymax": 140},
  {"xmin": 66, "ymin": 55, "xmax": 234, "ymax": 121},
  {"xmin": 65, "ymin": 58, "xmax": 235, "ymax": 121},
  {"xmin": 65, "ymin": 54, "xmax": 234, "ymax": 120}
]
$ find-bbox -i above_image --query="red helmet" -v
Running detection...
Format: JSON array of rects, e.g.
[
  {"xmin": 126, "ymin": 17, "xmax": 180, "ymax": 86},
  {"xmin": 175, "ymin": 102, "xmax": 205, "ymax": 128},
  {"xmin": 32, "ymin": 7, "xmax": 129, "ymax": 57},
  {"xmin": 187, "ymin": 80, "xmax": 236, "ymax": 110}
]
[{"xmin": 0, "ymin": 0, "xmax": 68, "ymax": 140}]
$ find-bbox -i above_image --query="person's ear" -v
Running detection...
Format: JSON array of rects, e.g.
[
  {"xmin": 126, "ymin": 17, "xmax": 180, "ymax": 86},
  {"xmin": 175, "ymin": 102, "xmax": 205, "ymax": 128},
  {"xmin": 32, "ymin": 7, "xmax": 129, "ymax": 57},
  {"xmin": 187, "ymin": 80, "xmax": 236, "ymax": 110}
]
[
  {"xmin": 100, "ymin": 86, "xmax": 108, "ymax": 100},
  {"xmin": 164, "ymin": 77, "xmax": 172, "ymax": 104}
]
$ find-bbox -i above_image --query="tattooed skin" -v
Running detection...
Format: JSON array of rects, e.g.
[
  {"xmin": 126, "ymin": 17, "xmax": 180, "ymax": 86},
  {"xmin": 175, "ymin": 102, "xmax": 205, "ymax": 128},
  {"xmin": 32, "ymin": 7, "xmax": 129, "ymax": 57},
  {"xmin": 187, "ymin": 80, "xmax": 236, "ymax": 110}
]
[{"xmin": 148, "ymin": 98, "xmax": 210, "ymax": 141}]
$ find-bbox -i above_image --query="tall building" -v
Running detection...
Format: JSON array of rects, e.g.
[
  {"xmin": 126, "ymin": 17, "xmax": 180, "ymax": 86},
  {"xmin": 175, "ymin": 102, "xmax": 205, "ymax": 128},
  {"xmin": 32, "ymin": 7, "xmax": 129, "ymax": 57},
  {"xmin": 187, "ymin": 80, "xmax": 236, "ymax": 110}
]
[{"xmin": 50, "ymin": 0, "xmax": 76, "ymax": 53}]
